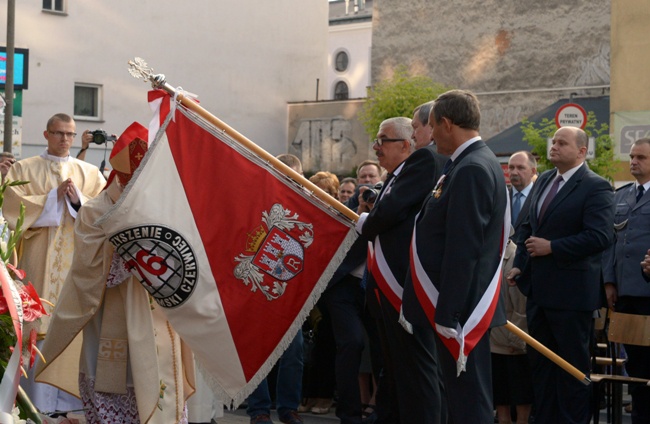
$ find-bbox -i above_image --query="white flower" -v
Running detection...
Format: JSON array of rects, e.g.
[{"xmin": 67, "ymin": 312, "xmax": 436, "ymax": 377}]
[{"xmin": 11, "ymin": 406, "xmax": 27, "ymax": 423}]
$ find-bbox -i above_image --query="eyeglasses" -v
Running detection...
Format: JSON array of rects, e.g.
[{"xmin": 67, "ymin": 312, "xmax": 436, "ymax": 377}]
[
  {"xmin": 372, "ymin": 138, "xmax": 405, "ymax": 146},
  {"xmin": 48, "ymin": 130, "xmax": 77, "ymax": 139}
]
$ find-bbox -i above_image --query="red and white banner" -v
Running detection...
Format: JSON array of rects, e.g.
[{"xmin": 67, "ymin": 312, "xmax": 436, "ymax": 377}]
[
  {"xmin": 409, "ymin": 196, "xmax": 510, "ymax": 375},
  {"xmin": 0, "ymin": 262, "xmax": 23, "ymax": 421},
  {"xmin": 97, "ymin": 92, "xmax": 356, "ymax": 406}
]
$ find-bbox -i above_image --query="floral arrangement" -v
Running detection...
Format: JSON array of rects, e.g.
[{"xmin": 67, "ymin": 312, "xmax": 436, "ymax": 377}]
[{"xmin": 0, "ymin": 178, "xmax": 48, "ymax": 423}]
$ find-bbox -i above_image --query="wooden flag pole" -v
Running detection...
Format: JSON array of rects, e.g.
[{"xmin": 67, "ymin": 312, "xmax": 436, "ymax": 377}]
[
  {"xmin": 127, "ymin": 58, "xmax": 588, "ymax": 385},
  {"xmin": 505, "ymin": 321, "xmax": 591, "ymax": 385},
  {"xmin": 127, "ymin": 58, "xmax": 359, "ymax": 223}
]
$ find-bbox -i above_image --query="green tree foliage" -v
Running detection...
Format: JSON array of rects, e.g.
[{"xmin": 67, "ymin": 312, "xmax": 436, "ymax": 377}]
[
  {"xmin": 358, "ymin": 66, "xmax": 451, "ymax": 137},
  {"xmin": 521, "ymin": 111, "xmax": 616, "ymax": 181}
]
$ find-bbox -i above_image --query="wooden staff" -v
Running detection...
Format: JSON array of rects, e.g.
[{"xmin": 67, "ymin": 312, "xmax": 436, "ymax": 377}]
[
  {"xmin": 127, "ymin": 58, "xmax": 358, "ymax": 223},
  {"xmin": 505, "ymin": 321, "xmax": 591, "ymax": 385},
  {"xmin": 127, "ymin": 58, "xmax": 589, "ymax": 385}
]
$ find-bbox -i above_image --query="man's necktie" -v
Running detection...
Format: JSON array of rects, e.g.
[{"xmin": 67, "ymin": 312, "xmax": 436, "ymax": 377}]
[
  {"xmin": 538, "ymin": 175, "xmax": 562, "ymax": 221},
  {"xmin": 442, "ymin": 159, "xmax": 452, "ymax": 175},
  {"xmin": 637, "ymin": 185, "xmax": 645, "ymax": 203},
  {"xmin": 512, "ymin": 192, "xmax": 523, "ymax": 224}
]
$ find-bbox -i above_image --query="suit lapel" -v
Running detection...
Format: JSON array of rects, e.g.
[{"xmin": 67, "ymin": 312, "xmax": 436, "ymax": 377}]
[
  {"xmin": 377, "ymin": 172, "xmax": 395, "ymax": 199},
  {"xmin": 538, "ymin": 165, "xmax": 587, "ymax": 225},
  {"xmin": 531, "ymin": 171, "xmax": 555, "ymax": 227},
  {"xmin": 446, "ymin": 140, "xmax": 485, "ymax": 178}
]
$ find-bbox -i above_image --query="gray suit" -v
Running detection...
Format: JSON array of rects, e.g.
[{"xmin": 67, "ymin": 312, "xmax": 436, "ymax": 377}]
[
  {"xmin": 603, "ymin": 182, "xmax": 650, "ymax": 297},
  {"xmin": 602, "ymin": 182, "xmax": 650, "ymax": 422}
]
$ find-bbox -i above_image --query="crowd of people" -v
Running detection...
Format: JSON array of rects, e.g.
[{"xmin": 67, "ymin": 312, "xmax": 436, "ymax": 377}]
[{"xmin": 3, "ymin": 87, "xmax": 650, "ymax": 424}]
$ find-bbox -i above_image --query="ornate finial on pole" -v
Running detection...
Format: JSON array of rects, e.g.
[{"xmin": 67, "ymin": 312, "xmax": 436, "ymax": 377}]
[{"xmin": 128, "ymin": 57, "xmax": 170, "ymax": 91}]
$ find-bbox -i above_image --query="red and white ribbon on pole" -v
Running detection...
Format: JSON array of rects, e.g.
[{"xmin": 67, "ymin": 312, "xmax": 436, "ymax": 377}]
[{"xmin": 0, "ymin": 262, "xmax": 24, "ymax": 420}]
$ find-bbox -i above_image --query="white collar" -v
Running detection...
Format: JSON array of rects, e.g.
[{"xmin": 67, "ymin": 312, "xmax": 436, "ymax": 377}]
[
  {"xmin": 450, "ymin": 136, "xmax": 481, "ymax": 162},
  {"xmin": 40, "ymin": 149, "xmax": 70, "ymax": 163}
]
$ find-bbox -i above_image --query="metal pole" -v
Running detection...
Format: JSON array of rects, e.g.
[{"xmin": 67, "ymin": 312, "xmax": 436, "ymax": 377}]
[{"xmin": 3, "ymin": 0, "xmax": 16, "ymax": 153}]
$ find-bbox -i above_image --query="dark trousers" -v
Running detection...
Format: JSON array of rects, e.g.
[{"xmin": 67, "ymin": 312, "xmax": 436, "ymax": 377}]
[
  {"xmin": 324, "ymin": 276, "xmax": 372, "ymax": 424},
  {"xmin": 527, "ymin": 301, "xmax": 592, "ymax": 424},
  {"xmin": 435, "ymin": 329, "xmax": 493, "ymax": 424},
  {"xmin": 616, "ymin": 296, "xmax": 650, "ymax": 424},
  {"xmin": 302, "ymin": 298, "xmax": 337, "ymax": 399},
  {"xmin": 366, "ymin": 285, "xmax": 399, "ymax": 424},
  {"xmin": 371, "ymin": 288, "xmax": 446, "ymax": 424}
]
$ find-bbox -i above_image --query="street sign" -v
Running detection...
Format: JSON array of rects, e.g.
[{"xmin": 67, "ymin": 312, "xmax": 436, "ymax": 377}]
[{"xmin": 555, "ymin": 103, "xmax": 587, "ymax": 129}]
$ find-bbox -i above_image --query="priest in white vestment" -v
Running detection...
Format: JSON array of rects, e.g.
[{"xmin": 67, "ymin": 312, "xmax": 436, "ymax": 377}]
[
  {"xmin": 4, "ymin": 113, "xmax": 105, "ymax": 414},
  {"xmin": 36, "ymin": 122, "xmax": 196, "ymax": 423}
]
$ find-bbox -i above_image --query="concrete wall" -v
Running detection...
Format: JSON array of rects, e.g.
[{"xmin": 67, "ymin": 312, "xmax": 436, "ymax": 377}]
[
  {"xmin": 371, "ymin": 0, "xmax": 610, "ymax": 139},
  {"xmin": 0, "ymin": 0, "xmax": 327, "ymax": 164},
  {"xmin": 288, "ymin": 99, "xmax": 374, "ymax": 176}
]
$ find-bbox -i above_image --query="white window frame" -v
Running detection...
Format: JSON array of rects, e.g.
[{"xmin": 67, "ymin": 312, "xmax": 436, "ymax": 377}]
[
  {"xmin": 74, "ymin": 83, "xmax": 103, "ymax": 122},
  {"xmin": 42, "ymin": 0, "xmax": 67, "ymax": 14}
]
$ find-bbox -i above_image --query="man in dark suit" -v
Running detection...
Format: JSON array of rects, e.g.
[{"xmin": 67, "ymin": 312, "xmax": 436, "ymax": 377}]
[
  {"xmin": 507, "ymin": 126, "xmax": 614, "ymax": 424},
  {"xmin": 321, "ymin": 234, "xmax": 375, "ymax": 424},
  {"xmin": 411, "ymin": 101, "xmax": 435, "ymax": 149},
  {"xmin": 401, "ymin": 89, "xmax": 508, "ymax": 424},
  {"xmin": 508, "ymin": 150, "xmax": 537, "ymax": 235},
  {"xmin": 490, "ymin": 150, "xmax": 538, "ymax": 424},
  {"xmin": 602, "ymin": 137, "xmax": 650, "ymax": 423},
  {"xmin": 357, "ymin": 115, "xmax": 447, "ymax": 423}
]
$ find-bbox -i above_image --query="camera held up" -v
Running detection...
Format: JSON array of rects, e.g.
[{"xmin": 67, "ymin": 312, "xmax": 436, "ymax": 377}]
[
  {"xmin": 91, "ymin": 129, "xmax": 117, "ymax": 145},
  {"xmin": 361, "ymin": 181, "xmax": 384, "ymax": 203}
]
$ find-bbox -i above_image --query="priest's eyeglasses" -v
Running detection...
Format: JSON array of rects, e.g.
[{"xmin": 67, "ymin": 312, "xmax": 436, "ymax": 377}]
[
  {"xmin": 48, "ymin": 131, "xmax": 77, "ymax": 139},
  {"xmin": 373, "ymin": 137, "xmax": 405, "ymax": 146}
]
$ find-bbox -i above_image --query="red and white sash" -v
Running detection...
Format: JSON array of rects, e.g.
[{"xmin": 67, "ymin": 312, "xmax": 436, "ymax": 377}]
[
  {"xmin": 367, "ymin": 237, "xmax": 403, "ymax": 312},
  {"xmin": 409, "ymin": 192, "xmax": 510, "ymax": 375}
]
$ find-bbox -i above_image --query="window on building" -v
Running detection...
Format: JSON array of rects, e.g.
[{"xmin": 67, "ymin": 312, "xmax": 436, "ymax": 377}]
[
  {"xmin": 74, "ymin": 84, "xmax": 101, "ymax": 120},
  {"xmin": 42, "ymin": 0, "xmax": 66, "ymax": 13},
  {"xmin": 334, "ymin": 81, "xmax": 349, "ymax": 100},
  {"xmin": 335, "ymin": 51, "xmax": 349, "ymax": 72}
]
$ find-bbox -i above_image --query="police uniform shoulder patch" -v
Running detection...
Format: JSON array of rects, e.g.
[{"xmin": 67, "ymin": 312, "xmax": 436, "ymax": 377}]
[{"xmin": 616, "ymin": 182, "xmax": 634, "ymax": 191}]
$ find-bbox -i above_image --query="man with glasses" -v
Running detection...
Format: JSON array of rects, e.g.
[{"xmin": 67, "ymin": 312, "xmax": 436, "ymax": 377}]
[
  {"xmin": 4, "ymin": 113, "xmax": 105, "ymax": 415},
  {"xmin": 356, "ymin": 116, "xmax": 447, "ymax": 423}
]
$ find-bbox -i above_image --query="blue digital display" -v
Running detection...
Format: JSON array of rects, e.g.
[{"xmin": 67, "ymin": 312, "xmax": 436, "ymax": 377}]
[{"xmin": 0, "ymin": 47, "xmax": 29, "ymax": 89}]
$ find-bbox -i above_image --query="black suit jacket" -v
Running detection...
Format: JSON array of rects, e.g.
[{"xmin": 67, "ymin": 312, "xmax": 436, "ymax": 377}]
[
  {"xmin": 402, "ymin": 141, "xmax": 507, "ymax": 329},
  {"xmin": 513, "ymin": 164, "xmax": 614, "ymax": 311},
  {"xmin": 361, "ymin": 145, "xmax": 447, "ymax": 291}
]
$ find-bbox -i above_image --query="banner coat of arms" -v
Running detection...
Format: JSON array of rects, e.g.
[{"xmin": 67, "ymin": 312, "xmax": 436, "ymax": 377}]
[{"xmin": 97, "ymin": 91, "xmax": 357, "ymax": 406}]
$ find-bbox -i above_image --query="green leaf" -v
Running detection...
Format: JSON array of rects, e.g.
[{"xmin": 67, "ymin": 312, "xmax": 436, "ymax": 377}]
[{"xmin": 358, "ymin": 66, "xmax": 452, "ymax": 139}]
